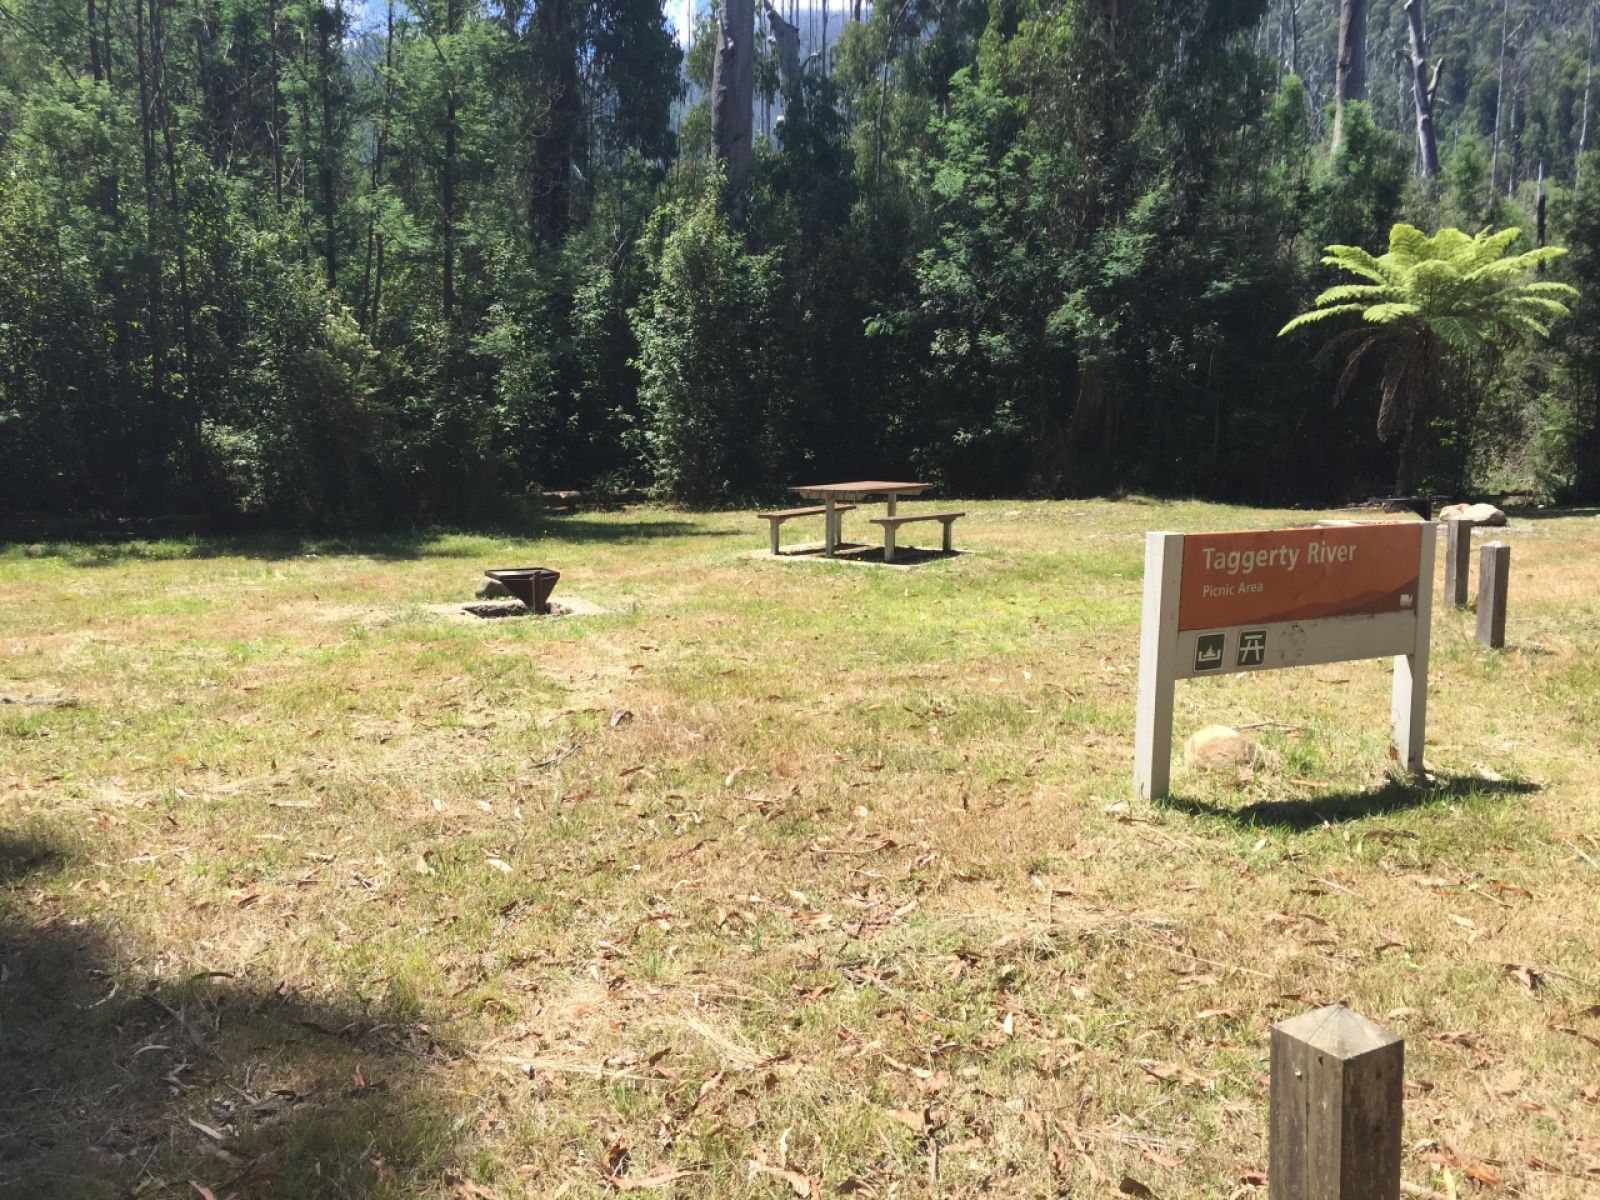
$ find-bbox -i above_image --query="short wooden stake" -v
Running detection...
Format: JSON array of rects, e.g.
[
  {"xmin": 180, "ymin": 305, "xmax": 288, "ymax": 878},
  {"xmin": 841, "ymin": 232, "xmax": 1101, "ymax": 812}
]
[
  {"xmin": 1270, "ymin": 1005, "xmax": 1403, "ymax": 1200},
  {"xmin": 1443, "ymin": 519, "xmax": 1472, "ymax": 608},
  {"xmin": 1476, "ymin": 541, "xmax": 1510, "ymax": 649}
]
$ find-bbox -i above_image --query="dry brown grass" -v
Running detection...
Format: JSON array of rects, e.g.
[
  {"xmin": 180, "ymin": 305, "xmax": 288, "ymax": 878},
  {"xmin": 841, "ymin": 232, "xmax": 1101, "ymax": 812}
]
[{"xmin": 1, "ymin": 502, "xmax": 1597, "ymax": 1199}]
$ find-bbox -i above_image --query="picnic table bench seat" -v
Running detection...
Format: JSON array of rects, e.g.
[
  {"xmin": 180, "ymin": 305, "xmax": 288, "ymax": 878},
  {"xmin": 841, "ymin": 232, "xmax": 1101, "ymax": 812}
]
[
  {"xmin": 757, "ymin": 504, "xmax": 856, "ymax": 555},
  {"xmin": 869, "ymin": 510, "xmax": 964, "ymax": 562}
]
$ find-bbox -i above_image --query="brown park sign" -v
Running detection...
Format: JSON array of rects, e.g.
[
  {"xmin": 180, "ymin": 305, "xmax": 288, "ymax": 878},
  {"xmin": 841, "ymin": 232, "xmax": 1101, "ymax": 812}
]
[
  {"xmin": 1134, "ymin": 520, "xmax": 1437, "ymax": 801},
  {"xmin": 1177, "ymin": 523, "xmax": 1424, "ymax": 632}
]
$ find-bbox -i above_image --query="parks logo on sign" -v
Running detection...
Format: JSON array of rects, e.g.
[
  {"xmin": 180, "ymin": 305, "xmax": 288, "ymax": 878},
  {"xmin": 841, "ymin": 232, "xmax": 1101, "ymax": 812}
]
[{"xmin": 1133, "ymin": 521, "xmax": 1437, "ymax": 801}]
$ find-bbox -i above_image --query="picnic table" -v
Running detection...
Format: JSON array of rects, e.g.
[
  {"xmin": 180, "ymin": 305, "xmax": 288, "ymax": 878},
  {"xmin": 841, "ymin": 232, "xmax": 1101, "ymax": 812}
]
[{"xmin": 790, "ymin": 480, "xmax": 939, "ymax": 558}]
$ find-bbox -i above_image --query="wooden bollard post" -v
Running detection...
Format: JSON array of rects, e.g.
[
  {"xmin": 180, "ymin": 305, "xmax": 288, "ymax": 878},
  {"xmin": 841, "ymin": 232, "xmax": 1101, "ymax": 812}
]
[
  {"xmin": 1443, "ymin": 519, "xmax": 1472, "ymax": 608},
  {"xmin": 1270, "ymin": 1005, "xmax": 1403, "ymax": 1200},
  {"xmin": 1476, "ymin": 542, "xmax": 1510, "ymax": 649}
]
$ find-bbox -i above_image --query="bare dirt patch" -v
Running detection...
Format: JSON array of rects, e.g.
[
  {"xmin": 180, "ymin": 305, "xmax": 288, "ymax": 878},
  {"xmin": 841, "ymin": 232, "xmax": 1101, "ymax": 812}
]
[{"xmin": 423, "ymin": 595, "xmax": 609, "ymax": 621}]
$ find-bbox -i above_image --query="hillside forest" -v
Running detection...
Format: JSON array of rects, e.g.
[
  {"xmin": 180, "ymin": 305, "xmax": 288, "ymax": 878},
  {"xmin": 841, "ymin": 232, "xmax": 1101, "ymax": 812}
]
[{"xmin": 1, "ymin": 0, "xmax": 1597, "ymax": 524}]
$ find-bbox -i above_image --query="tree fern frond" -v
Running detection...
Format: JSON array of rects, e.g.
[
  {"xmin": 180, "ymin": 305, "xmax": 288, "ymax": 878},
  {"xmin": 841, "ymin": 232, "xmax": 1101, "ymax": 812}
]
[
  {"xmin": 1278, "ymin": 305, "xmax": 1364, "ymax": 336},
  {"xmin": 1516, "ymin": 280, "xmax": 1580, "ymax": 299},
  {"xmin": 1312, "ymin": 284, "xmax": 1391, "ymax": 306},
  {"xmin": 1361, "ymin": 303, "xmax": 1421, "ymax": 324},
  {"xmin": 1502, "ymin": 295, "xmax": 1574, "ymax": 320},
  {"xmin": 1320, "ymin": 246, "xmax": 1386, "ymax": 283},
  {"xmin": 1458, "ymin": 227, "xmax": 1523, "ymax": 272},
  {"xmin": 1386, "ymin": 224, "xmax": 1431, "ymax": 262}
]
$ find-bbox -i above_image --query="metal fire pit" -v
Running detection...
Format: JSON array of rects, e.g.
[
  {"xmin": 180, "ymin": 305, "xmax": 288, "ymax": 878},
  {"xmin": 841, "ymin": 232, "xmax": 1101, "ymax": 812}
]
[{"xmin": 484, "ymin": 567, "xmax": 561, "ymax": 614}]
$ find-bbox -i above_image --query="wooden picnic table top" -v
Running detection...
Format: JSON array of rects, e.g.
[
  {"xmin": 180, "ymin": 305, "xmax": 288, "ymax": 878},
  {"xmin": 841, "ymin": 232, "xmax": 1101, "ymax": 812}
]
[{"xmin": 791, "ymin": 480, "xmax": 930, "ymax": 499}]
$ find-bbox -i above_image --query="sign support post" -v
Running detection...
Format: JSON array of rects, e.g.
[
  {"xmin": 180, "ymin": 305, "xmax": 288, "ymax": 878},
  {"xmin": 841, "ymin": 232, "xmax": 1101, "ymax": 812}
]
[
  {"xmin": 1390, "ymin": 523, "xmax": 1436, "ymax": 776},
  {"xmin": 1135, "ymin": 521, "xmax": 1437, "ymax": 801},
  {"xmin": 1133, "ymin": 533, "xmax": 1183, "ymax": 802}
]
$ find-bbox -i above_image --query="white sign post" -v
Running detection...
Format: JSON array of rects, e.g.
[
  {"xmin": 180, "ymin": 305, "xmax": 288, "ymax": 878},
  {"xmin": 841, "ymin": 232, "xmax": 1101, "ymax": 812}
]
[{"xmin": 1134, "ymin": 522, "xmax": 1437, "ymax": 801}]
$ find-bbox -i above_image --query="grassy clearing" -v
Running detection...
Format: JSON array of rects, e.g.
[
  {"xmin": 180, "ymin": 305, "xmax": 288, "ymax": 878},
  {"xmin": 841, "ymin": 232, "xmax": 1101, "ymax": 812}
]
[{"xmin": 2, "ymin": 500, "xmax": 1598, "ymax": 1199}]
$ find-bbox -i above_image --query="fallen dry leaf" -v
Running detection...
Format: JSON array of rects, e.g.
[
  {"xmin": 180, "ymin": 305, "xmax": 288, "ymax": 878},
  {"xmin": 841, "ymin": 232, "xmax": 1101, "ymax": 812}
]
[
  {"xmin": 1462, "ymin": 1162, "xmax": 1504, "ymax": 1187},
  {"xmin": 1505, "ymin": 964, "xmax": 1544, "ymax": 992},
  {"xmin": 886, "ymin": 1107, "xmax": 927, "ymax": 1135},
  {"xmin": 1119, "ymin": 1176, "xmax": 1155, "ymax": 1198},
  {"xmin": 1139, "ymin": 1059, "xmax": 1213, "ymax": 1088},
  {"xmin": 1051, "ymin": 1141, "xmax": 1073, "ymax": 1175},
  {"xmin": 749, "ymin": 1160, "xmax": 816, "ymax": 1197},
  {"xmin": 601, "ymin": 1136, "xmax": 630, "ymax": 1177},
  {"xmin": 1489, "ymin": 1069, "xmax": 1525, "ymax": 1097}
]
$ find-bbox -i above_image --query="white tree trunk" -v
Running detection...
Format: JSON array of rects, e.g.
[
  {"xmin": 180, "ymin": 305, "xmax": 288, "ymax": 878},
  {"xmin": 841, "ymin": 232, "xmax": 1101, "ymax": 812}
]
[
  {"xmin": 1579, "ymin": 4, "xmax": 1595, "ymax": 187},
  {"xmin": 1405, "ymin": 0, "xmax": 1440, "ymax": 177},
  {"xmin": 1331, "ymin": 0, "xmax": 1368, "ymax": 151},
  {"xmin": 1488, "ymin": 0, "xmax": 1511, "ymax": 205},
  {"xmin": 711, "ymin": 0, "xmax": 756, "ymax": 200}
]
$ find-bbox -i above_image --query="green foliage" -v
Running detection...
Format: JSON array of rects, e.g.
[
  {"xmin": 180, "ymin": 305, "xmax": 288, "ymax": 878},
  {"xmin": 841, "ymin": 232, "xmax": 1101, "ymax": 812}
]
[
  {"xmin": 630, "ymin": 196, "xmax": 782, "ymax": 503},
  {"xmin": 1308, "ymin": 103, "xmax": 1410, "ymax": 249},
  {"xmin": 1544, "ymin": 156, "xmax": 1600, "ymax": 498},
  {"xmin": 0, "ymin": 0, "xmax": 1597, "ymax": 525}
]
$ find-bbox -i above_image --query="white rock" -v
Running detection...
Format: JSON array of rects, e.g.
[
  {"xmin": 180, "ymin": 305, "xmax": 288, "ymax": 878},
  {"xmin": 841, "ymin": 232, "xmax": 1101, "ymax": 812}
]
[
  {"xmin": 1437, "ymin": 502, "xmax": 1506, "ymax": 527},
  {"xmin": 1183, "ymin": 725, "xmax": 1263, "ymax": 771}
]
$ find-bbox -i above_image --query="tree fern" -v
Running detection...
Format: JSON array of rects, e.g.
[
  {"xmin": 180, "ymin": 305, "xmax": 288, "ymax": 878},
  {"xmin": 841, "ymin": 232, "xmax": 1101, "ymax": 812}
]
[{"xmin": 1280, "ymin": 224, "xmax": 1579, "ymax": 492}]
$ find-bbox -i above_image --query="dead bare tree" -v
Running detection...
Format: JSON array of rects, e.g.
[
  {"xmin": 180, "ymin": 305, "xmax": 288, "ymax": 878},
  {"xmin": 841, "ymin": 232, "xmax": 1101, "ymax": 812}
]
[
  {"xmin": 1404, "ymin": 0, "xmax": 1441, "ymax": 177},
  {"xmin": 765, "ymin": 2, "xmax": 800, "ymax": 89}
]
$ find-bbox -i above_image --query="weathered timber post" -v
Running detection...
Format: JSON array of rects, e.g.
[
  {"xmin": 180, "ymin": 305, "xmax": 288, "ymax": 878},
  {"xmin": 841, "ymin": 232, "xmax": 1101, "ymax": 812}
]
[
  {"xmin": 1443, "ymin": 519, "xmax": 1471, "ymax": 608},
  {"xmin": 1270, "ymin": 1004, "xmax": 1403, "ymax": 1200},
  {"xmin": 1476, "ymin": 542, "xmax": 1510, "ymax": 649}
]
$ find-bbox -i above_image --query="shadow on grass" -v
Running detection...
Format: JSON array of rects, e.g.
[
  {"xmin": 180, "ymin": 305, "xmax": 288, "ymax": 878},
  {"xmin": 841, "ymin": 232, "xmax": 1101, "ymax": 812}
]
[
  {"xmin": 0, "ymin": 831, "xmax": 64, "ymax": 885},
  {"xmin": 4, "ymin": 514, "xmax": 739, "ymax": 568},
  {"xmin": 1502, "ymin": 505, "xmax": 1600, "ymax": 521},
  {"xmin": 0, "ymin": 832, "xmax": 459, "ymax": 1199},
  {"xmin": 1161, "ymin": 774, "xmax": 1538, "ymax": 831},
  {"xmin": 770, "ymin": 541, "xmax": 967, "ymax": 567}
]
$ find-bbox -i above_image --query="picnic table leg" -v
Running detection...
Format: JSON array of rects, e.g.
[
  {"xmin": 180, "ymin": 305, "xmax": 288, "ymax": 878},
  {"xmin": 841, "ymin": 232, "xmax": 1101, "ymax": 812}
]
[
  {"xmin": 883, "ymin": 522, "xmax": 897, "ymax": 563},
  {"xmin": 886, "ymin": 493, "xmax": 899, "ymax": 517},
  {"xmin": 769, "ymin": 518, "xmax": 780, "ymax": 556},
  {"xmin": 942, "ymin": 518, "xmax": 953, "ymax": 554},
  {"xmin": 825, "ymin": 498, "xmax": 837, "ymax": 557}
]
